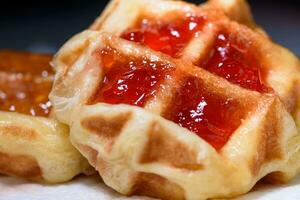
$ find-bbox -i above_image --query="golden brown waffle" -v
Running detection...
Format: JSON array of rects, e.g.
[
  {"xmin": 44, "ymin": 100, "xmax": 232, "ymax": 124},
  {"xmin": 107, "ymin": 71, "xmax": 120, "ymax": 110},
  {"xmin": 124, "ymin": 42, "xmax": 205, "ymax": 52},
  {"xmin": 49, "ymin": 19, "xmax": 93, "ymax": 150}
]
[
  {"xmin": 0, "ymin": 50, "xmax": 91, "ymax": 183},
  {"xmin": 50, "ymin": 32, "xmax": 300, "ymax": 199},
  {"xmin": 49, "ymin": 0, "xmax": 300, "ymax": 199}
]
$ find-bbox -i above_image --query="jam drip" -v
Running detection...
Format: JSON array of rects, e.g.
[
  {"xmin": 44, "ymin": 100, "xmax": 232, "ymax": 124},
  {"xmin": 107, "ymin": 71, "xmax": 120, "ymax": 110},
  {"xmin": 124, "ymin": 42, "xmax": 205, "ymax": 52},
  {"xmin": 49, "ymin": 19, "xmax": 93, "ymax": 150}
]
[
  {"xmin": 90, "ymin": 47, "xmax": 173, "ymax": 107},
  {"xmin": 165, "ymin": 77, "xmax": 244, "ymax": 150},
  {"xmin": 0, "ymin": 51, "xmax": 53, "ymax": 117},
  {"xmin": 121, "ymin": 15, "xmax": 206, "ymax": 57},
  {"xmin": 201, "ymin": 32, "xmax": 268, "ymax": 92}
]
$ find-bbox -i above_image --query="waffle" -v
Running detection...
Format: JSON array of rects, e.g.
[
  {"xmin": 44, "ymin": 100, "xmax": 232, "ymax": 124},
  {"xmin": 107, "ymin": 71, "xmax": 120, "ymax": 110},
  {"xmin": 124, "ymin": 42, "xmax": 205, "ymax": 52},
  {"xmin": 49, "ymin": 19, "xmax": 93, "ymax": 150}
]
[
  {"xmin": 49, "ymin": 31, "xmax": 300, "ymax": 199},
  {"xmin": 49, "ymin": 0, "xmax": 300, "ymax": 199},
  {"xmin": 0, "ymin": 50, "xmax": 91, "ymax": 183}
]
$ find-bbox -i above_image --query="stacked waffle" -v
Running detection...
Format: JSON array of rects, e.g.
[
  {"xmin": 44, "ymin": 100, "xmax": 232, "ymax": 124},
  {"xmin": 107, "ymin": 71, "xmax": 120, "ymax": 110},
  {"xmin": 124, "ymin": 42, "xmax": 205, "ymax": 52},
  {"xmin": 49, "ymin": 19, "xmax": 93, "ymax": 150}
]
[{"xmin": 0, "ymin": 50, "xmax": 91, "ymax": 183}]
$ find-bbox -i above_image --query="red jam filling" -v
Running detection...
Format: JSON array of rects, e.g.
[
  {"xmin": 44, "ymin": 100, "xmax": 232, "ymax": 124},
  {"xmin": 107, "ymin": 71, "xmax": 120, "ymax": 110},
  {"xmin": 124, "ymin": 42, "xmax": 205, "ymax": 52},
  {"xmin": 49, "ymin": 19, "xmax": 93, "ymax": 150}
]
[
  {"xmin": 0, "ymin": 51, "xmax": 53, "ymax": 117},
  {"xmin": 121, "ymin": 15, "xmax": 206, "ymax": 57},
  {"xmin": 165, "ymin": 77, "xmax": 244, "ymax": 150},
  {"xmin": 90, "ymin": 47, "xmax": 173, "ymax": 107},
  {"xmin": 201, "ymin": 32, "xmax": 268, "ymax": 92}
]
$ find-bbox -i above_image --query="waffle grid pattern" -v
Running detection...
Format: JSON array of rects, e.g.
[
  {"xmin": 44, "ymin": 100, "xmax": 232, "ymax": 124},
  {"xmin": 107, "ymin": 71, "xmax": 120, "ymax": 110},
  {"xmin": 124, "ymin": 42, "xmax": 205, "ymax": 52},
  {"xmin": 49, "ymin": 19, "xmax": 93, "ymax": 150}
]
[{"xmin": 51, "ymin": 31, "xmax": 299, "ymax": 199}]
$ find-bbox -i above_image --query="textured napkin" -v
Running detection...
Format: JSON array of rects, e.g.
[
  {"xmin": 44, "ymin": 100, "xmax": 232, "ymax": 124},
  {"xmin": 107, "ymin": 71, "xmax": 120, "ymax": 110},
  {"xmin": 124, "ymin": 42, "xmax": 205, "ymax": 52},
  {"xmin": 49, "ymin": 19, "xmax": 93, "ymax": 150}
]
[{"xmin": 1, "ymin": 174, "xmax": 300, "ymax": 200}]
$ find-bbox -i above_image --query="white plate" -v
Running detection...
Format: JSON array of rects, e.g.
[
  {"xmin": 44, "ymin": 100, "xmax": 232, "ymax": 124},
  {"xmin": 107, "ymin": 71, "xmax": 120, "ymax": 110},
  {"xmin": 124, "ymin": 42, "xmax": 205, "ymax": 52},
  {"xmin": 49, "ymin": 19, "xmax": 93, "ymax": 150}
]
[{"xmin": 1, "ymin": 174, "xmax": 300, "ymax": 200}]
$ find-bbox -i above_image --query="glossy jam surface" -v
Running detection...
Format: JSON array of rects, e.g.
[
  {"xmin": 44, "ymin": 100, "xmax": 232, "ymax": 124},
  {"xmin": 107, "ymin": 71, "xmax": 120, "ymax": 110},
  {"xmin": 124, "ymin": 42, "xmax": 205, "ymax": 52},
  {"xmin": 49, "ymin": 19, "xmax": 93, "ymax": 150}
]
[
  {"xmin": 166, "ymin": 77, "xmax": 244, "ymax": 150},
  {"xmin": 121, "ymin": 15, "xmax": 206, "ymax": 57},
  {"xmin": 0, "ymin": 50, "xmax": 53, "ymax": 76},
  {"xmin": 90, "ymin": 47, "xmax": 173, "ymax": 107},
  {"xmin": 0, "ymin": 50, "xmax": 53, "ymax": 117},
  {"xmin": 201, "ymin": 33, "xmax": 268, "ymax": 92}
]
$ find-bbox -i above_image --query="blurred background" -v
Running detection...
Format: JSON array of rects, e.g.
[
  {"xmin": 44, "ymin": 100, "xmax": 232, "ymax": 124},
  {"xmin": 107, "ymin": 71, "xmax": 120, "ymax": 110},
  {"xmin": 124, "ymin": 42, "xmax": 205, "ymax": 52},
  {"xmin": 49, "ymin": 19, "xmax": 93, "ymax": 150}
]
[{"xmin": 0, "ymin": 0, "xmax": 299, "ymax": 54}]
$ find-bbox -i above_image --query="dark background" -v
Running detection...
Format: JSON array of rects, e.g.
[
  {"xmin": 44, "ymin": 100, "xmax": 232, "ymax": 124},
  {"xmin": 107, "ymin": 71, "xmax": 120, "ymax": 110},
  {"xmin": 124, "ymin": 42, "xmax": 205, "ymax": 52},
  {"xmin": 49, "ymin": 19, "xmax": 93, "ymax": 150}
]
[{"xmin": 0, "ymin": 0, "xmax": 299, "ymax": 54}]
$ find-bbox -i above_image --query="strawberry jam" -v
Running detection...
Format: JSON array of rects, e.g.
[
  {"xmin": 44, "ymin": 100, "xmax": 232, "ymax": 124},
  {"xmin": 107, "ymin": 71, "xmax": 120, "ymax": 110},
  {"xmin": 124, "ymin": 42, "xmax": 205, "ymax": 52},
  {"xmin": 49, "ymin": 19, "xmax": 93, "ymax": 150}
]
[
  {"xmin": 0, "ymin": 50, "xmax": 53, "ymax": 117},
  {"xmin": 121, "ymin": 15, "xmax": 206, "ymax": 57},
  {"xmin": 90, "ymin": 47, "xmax": 173, "ymax": 107},
  {"xmin": 201, "ymin": 32, "xmax": 268, "ymax": 92},
  {"xmin": 165, "ymin": 77, "xmax": 244, "ymax": 150}
]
